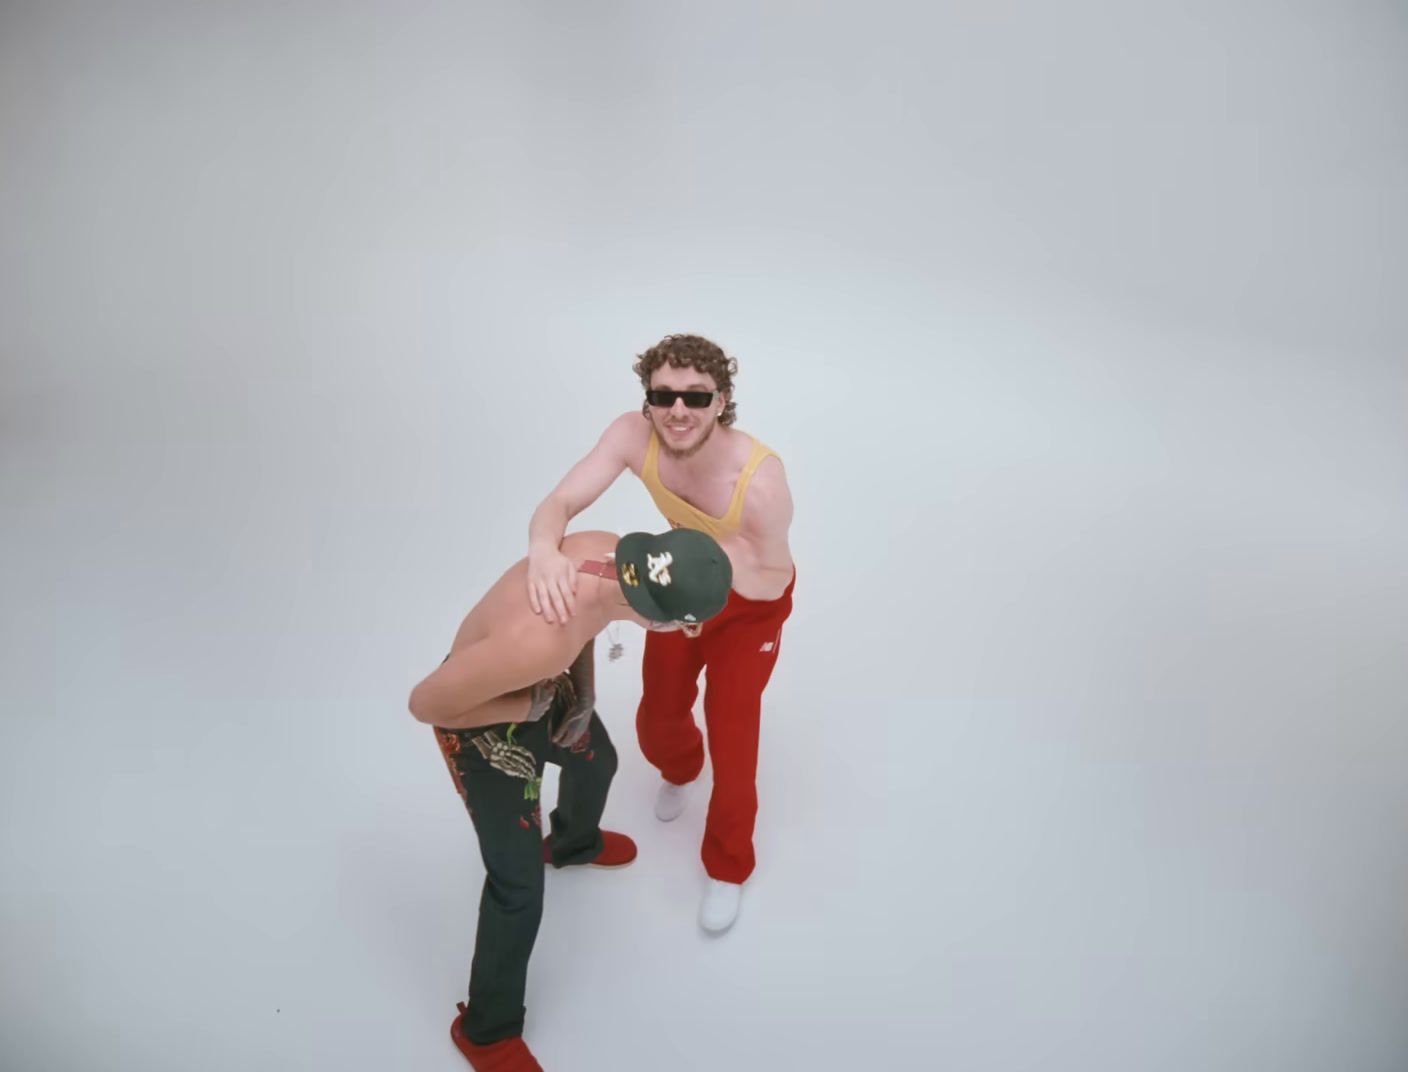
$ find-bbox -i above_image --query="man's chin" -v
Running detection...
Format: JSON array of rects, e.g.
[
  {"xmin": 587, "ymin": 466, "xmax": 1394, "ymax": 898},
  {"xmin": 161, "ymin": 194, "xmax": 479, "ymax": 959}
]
[{"xmin": 657, "ymin": 422, "xmax": 714, "ymax": 460}]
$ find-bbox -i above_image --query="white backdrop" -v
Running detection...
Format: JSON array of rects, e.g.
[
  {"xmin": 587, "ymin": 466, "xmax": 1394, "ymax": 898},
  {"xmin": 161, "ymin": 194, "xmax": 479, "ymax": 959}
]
[{"xmin": 3, "ymin": 2, "xmax": 1406, "ymax": 1070}]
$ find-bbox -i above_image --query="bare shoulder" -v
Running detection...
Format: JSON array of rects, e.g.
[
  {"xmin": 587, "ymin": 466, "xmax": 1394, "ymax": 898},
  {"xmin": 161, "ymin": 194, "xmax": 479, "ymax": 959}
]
[
  {"xmin": 604, "ymin": 410, "xmax": 651, "ymax": 448},
  {"xmin": 603, "ymin": 410, "xmax": 652, "ymax": 471},
  {"xmin": 741, "ymin": 452, "xmax": 793, "ymax": 537},
  {"xmin": 752, "ymin": 451, "xmax": 790, "ymax": 494}
]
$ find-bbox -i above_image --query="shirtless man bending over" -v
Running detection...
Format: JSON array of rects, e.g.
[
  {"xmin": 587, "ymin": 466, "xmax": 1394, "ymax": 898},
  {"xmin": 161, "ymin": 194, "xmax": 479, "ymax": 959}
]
[{"xmin": 409, "ymin": 527, "xmax": 731, "ymax": 1072}]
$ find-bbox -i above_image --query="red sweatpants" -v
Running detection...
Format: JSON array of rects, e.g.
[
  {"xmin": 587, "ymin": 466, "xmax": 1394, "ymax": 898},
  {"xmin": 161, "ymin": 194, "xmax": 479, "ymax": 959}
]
[{"xmin": 636, "ymin": 572, "xmax": 795, "ymax": 883}]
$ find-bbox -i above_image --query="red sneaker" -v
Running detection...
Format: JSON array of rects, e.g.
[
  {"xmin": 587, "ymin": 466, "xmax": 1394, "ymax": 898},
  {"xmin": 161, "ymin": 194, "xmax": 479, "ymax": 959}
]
[
  {"xmin": 542, "ymin": 829, "xmax": 638, "ymax": 868},
  {"xmin": 450, "ymin": 1003, "xmax": 543, "ymax": 1072}
]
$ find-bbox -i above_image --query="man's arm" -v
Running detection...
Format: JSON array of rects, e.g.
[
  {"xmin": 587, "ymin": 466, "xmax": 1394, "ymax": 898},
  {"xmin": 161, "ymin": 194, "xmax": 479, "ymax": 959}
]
[
  {"xmin": 526, "ymin": 412, "xmax": 642, "ymax": 623},
  {"xmin": 550, "ymin": 638, "xmax": 597, "ymax": 747},
  {"xmin": 407, "ymin": 622, "xmax": 575, "ymax": 729}
]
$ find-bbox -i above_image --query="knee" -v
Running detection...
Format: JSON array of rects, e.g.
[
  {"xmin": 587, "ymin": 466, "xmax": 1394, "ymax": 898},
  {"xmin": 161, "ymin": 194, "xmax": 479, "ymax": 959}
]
[
  {"xmin": 483, "ymin": 860, "xmax": 544, "ymax": 908},
  {"xmin": 479, "ymin": 837, "xmax": 546, "ymax": 897}
]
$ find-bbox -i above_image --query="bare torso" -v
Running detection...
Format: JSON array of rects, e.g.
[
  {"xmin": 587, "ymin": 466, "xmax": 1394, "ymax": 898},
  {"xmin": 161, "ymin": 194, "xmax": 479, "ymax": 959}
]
[
  {"xmin": 617, "ymin": 416, "xmax": 794, "ymax": 600},
  {"xmin": 409, "ymin": 530, "xmax": 644, "ymax": 728}
]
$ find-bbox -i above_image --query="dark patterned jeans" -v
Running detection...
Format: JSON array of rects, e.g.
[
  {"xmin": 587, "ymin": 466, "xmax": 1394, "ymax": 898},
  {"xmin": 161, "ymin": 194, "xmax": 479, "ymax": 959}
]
[{"xmin": 432, "ymin": 702, "xmax": 617, "ymax": 1045}]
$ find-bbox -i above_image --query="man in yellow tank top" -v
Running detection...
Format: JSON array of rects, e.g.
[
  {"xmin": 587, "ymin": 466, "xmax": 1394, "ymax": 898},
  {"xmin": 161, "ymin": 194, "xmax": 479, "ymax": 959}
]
[{"xmin": 526, "ymin": 334, "xmax": 796, "ymax": 933}]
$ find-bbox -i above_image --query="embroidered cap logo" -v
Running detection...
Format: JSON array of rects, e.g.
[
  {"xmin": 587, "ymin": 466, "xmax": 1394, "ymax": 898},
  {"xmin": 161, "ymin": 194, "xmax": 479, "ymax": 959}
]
[{"xmin": 647, "ymin": 551, "xmax": 674, "ymax": 586}]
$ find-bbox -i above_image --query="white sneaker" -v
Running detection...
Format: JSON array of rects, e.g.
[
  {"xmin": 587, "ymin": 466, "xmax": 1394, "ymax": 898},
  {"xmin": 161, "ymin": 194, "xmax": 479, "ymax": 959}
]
[
  {"xmin": 654, "ymin": 780, "xmax": 689, "ymax": 822},
  {"xmin": 699, "ymin": 879, "xmax": 742, "ymax": 933}
]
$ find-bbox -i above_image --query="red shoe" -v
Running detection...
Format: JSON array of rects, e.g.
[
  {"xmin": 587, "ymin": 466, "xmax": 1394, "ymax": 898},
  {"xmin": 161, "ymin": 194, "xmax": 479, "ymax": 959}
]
[
  {"xmin": 542, "ymin": 829, "xmax": 638, "ymax": 868},
  {"xmin": 450, "ymin": 1003, "xmax": 543, "ymax": 1072}
]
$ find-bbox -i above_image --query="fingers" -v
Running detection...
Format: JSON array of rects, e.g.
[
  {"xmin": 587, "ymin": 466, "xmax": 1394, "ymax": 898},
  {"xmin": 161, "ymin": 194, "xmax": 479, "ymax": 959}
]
[
  {"xmin": 549, "ymin": 584, "xmax": 569, "ymax": 623},
  {"xmin": 551, "ymin": 715, "xmax": 575, "ymax": 747},
  {"xmin": 560, "ymin": 565, "xmax": 578, "ymax": 614},
  {"xmin": 551, "ymin": 573, "xmax": 576, "ymax": 623},
  {"xmin": 550, "ymin": 705, "xmax": 588, "ymax": 748},
  {"xmin": 534, "ymin": 581, "xmax": 556, "ymax": 623},
  {"xmin": 531, "ymin": 560, "xmax": 578, "ymax": 624}
]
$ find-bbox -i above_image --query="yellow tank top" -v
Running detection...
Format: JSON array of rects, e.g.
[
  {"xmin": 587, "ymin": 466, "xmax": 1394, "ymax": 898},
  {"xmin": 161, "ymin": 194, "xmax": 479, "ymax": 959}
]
[{"xmin": 640, "ymin": 431, "xmax": 778, "ymax": 540}]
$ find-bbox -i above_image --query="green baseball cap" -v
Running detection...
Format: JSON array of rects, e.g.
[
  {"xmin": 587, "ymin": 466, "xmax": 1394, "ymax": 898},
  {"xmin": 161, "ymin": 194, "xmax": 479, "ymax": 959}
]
[{"xmin": 614, "ymin": 529, "xmax": 733, "ymax": 624}]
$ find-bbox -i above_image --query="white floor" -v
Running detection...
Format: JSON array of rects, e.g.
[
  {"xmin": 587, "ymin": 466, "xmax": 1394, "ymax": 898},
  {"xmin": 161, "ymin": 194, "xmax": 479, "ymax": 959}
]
[{"xmin": 4, "ymin": 3, "xmax": 1407, "ymax": 1070}]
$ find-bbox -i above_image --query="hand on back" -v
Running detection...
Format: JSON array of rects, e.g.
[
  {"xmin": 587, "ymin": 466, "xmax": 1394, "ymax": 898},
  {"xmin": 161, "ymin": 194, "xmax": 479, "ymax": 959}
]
[{"xmin": 527, "ymin": 547, "xmax": 578, "ymax": 624}]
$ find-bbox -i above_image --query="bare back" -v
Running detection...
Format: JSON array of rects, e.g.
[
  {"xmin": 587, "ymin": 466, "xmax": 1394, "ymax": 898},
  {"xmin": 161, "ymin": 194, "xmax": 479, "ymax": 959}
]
[
  {"xmin": 451, "ymin": 530, "xmax": 619, "ymax": 658},
  {"xmin": 408, "ymin": 530, "xmax": 625, "ymax": 728}
]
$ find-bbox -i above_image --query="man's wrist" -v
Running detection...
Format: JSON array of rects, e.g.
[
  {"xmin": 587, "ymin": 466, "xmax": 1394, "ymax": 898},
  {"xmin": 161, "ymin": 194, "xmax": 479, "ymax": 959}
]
[{"xmin": 528, "ymin": 537, "xmax": 561, "ymax": 560}]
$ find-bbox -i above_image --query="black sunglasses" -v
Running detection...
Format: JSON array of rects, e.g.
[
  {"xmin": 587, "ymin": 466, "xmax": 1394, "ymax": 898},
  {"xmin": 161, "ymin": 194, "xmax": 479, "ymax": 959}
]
[{"xmin": 646, "ymin": 389, "xmax": 718, "ymax": 409}]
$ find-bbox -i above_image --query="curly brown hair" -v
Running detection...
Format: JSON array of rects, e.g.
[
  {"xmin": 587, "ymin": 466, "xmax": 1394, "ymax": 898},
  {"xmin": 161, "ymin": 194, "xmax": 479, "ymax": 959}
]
[{"xmin": 633, "ymin": 334, "xmax": 739, "ymax": 427}]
